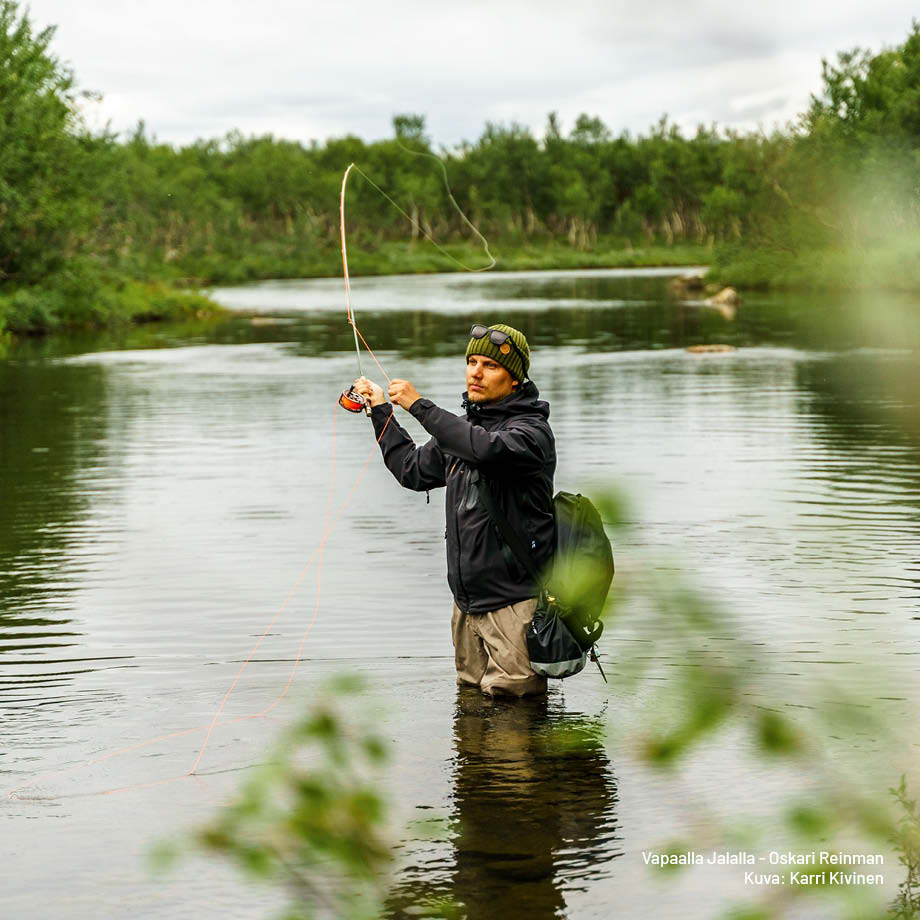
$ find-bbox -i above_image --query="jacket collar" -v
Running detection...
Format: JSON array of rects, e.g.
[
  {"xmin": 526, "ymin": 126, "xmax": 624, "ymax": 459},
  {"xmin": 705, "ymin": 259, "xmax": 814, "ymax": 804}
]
[{"xmin": 461, "ymin": 380, "xmax": 550, "ymax": 424}]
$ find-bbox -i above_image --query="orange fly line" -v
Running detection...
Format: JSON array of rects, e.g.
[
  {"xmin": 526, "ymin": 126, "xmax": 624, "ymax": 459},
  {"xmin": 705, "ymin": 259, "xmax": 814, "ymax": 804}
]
[{"xmin": 9, "ymin": 154, "xmax": 490, "ymax": 801}]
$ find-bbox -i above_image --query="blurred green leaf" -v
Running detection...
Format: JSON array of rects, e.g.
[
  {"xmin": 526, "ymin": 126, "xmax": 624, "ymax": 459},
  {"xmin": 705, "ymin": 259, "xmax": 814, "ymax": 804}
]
[
  {"xmin": 754, "ymin": 710, "xmax": 803, "ymax": 756},
  {"xmin": 177, "ymin": 676, "xmax": 392, "ymax": 919},
  {"xmin": 786, "ymin": 803, "xmax": 832, "ymax": 838},
  {"xmin": 722, "ymin": 905, "xmax": 771, "ymax": 920}
]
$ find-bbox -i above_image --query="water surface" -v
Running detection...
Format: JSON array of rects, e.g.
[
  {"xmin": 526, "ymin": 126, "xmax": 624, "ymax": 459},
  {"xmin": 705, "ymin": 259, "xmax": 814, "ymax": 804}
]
[{"xmin": 2, "ymin": 267, "xmax": 918, "ymax": 918}]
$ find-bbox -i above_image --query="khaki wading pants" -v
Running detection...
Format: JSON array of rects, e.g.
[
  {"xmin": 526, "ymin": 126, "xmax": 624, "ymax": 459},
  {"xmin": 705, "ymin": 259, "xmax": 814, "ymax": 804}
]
[{"xmin": 451, "ymin": 597, "xmax": 547, "ymax": 697}]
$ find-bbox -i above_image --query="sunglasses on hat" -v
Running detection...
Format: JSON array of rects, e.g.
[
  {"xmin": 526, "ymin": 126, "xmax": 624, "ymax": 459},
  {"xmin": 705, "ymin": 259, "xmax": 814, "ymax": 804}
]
[{"xmin": 469, "ymin": 324, "xmax": 527, "ymax": 377}]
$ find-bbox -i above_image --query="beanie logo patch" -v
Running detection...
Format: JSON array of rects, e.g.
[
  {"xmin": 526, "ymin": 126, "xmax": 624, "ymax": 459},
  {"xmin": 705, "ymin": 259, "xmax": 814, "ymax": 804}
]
[{"xmin": 499, "ymin": 343, "xmax": 511, "ymax": 354}]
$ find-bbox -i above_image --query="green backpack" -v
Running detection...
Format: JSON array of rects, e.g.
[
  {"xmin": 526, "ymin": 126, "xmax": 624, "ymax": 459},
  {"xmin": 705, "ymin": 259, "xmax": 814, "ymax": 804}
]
[
  {"xmin": 474, "ymin": 475, "xmax": 615, "ymax": 677},
  {"xmin": 546, "ymin": 491, "xmax": 615, "ymax": 649}
]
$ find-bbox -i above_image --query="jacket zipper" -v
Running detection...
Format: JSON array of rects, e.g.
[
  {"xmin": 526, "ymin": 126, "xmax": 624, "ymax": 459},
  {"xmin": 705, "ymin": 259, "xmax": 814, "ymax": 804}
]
[{"xmin": 452, "ymin": 464, "xmax": 469, "ymax": 612}]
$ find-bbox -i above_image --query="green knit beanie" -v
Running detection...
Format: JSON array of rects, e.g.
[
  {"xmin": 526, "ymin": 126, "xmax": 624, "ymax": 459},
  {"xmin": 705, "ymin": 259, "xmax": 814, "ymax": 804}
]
[{"xmin": 465, "ymin": 323, "xmax": 530, "ymax": 383}]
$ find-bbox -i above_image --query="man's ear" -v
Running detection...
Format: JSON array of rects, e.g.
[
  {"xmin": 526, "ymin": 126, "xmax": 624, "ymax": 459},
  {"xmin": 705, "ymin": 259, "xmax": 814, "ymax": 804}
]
[{"xmin": 511, "ymin": 378, "xmax": 520, "ymax": 389}]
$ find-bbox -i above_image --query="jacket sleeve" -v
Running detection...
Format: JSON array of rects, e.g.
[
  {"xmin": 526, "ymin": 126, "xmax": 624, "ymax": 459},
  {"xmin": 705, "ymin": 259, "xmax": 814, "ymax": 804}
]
[
  {"xmin": 408, "ymin": 398, "xmax": 550, "ymax": 473},
  {"xmin": 370, "ymin": 403, "xmax": 447, "ymax": 492}
]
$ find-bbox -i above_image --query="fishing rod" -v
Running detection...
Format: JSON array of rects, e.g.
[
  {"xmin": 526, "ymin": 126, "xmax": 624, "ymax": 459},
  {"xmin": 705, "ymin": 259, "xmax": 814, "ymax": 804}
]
[
  {"xmin": 337, "ymin": 163, "xmax": 371, "ymax": 416},
  {"xmin": 335, "ymin": 157, "xmax": 495, "ymax": 417}
]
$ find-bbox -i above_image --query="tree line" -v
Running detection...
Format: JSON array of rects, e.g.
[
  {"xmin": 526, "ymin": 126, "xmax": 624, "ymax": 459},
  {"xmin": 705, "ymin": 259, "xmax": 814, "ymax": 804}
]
[
  {"xmin": 69, "ymin": 111, "xmax": 779, "ymax": 286},
  {"xmin": 1, "ymin": 0, "xmax": 918, "ymax": 333}
]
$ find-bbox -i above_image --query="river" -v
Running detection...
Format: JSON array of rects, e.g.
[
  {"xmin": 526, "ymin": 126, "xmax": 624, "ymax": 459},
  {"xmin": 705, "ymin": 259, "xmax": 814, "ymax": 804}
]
[{"xmin": 2, "ymin": 267, "xmax": 918, "ymax": 919}]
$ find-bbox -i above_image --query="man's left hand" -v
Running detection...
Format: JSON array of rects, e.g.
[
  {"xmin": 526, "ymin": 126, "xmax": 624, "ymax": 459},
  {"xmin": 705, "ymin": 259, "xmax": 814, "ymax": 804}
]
[{"xmin": 388, "ymin": 379, "xmax": 422, "ymax": 410}]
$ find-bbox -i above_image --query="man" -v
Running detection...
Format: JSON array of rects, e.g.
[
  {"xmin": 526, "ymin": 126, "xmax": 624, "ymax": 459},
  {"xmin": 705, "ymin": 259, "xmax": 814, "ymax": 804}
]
[{"xmin": 355, "ymin": 323, "xmax": 556, "ymax": 697}]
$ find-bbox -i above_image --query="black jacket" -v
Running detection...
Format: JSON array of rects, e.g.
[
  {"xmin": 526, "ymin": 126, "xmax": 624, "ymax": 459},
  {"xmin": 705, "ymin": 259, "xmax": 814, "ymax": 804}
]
[{"xmin": 370, "ymin": 382, "xmax": 556, "ymax": 614}]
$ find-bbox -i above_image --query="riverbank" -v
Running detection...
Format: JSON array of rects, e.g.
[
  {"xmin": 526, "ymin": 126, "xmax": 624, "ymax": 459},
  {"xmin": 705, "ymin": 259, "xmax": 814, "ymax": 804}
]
[
  {"xmin": 168, "ymin": 238, "xmax": 713, "ymax": 286},
  {"xmin": 9, "ymin": 233, "xmax": 920, "ymax": 345},
  {"xmin": 0, "ymin": 274, "xmax": 223, "ymax": 337},
  {"xmin": 709, "ymin": 240, "xmax": 920, "ymax": 292},
  {"xmin": 0, "ymin": 242, "xmax": 710, "ymax": 339}
]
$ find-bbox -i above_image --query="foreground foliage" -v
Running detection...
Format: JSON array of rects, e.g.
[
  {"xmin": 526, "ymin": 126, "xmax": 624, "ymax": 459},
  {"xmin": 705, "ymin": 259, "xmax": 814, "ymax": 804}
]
[{"xmin": 156, "ymin": 676, "xmax": 391, "ymax": 920}]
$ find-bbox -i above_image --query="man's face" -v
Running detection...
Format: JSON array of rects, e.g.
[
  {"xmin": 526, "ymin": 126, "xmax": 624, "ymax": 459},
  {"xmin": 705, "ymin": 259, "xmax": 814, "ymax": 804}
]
[{"xmin": 466, "ymin": 354, "xmax": 517, "ymax": 404}]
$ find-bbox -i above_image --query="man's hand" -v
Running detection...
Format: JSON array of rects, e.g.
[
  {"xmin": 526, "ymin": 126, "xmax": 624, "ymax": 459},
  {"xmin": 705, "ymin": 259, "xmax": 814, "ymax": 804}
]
[
  {"xmin": 388, "ymin": 378, "xmax": 422, "ymax": 410},
  {"xmin": 354, "ymin": 376, "xmax": 386, "ymax": 408}
]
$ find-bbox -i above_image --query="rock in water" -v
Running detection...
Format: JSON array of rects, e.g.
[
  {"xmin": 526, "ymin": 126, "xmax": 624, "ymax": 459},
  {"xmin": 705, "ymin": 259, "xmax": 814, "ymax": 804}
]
[
  {"xmin": 687, "ymin": 344, "xmax": 737, "ymax": 354},
  {"xmin": 705, "ymin": 286, "xmax": 740, "ymax": 307}
]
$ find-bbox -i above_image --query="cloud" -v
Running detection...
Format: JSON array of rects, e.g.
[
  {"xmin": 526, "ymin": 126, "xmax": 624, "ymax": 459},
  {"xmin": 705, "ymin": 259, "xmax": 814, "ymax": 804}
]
[{"xmin": 28, "ymin": 0, "xmax": 920, "ymax": 146}]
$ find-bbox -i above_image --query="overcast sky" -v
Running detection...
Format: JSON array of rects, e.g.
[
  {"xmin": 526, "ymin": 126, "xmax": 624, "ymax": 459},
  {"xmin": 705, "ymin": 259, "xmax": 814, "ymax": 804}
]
[{"xmin": 24, "ymin": 0, "xmax": 920, "ymax": 148}]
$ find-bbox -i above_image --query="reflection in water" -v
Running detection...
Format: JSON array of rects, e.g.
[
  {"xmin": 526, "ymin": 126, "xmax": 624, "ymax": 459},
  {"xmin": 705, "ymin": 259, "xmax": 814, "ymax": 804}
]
[
  {"xmin": 388, "ymin": 690, "xmax": 620, "ymax": 919},
  {"xmin": 799, "ymin": 352, "xmax": 920, "ymax": 455},
  {"xmin": 0, "ymin": 360, "xmax": 110, "ymax": 708}
]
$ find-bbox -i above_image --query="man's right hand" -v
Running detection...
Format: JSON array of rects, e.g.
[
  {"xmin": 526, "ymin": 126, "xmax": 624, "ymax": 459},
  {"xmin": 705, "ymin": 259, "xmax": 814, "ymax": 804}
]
[{"xmin": 354, "ymin": 376, "xmax": 387, "ymax": 408}]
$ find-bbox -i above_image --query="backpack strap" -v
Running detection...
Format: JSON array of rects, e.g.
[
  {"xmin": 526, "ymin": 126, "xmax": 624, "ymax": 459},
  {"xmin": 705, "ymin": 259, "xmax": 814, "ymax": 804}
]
[{"xmin": 471, "ymin": 469, "xmax": 544, "ymax": 585}]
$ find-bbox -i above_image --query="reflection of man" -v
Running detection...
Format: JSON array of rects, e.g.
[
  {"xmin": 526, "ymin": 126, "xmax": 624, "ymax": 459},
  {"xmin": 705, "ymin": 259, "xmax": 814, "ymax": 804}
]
[
  {"xmin": 384, "ymin": 691, "xmax": 620, "ymax": 918},
  {"xmin": 356, "ymin": 323, "xmax": 555, "ymax": 697},
  {"xmin": 450, "ymin": 693, "xmax": 619, "ymax": 918}
]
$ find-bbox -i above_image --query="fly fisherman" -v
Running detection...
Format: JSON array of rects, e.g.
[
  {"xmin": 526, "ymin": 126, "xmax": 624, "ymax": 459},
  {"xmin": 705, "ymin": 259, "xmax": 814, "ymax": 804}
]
[{"xmin": 354, "ymin": 323, "xmax": 556, "ymax": 698}]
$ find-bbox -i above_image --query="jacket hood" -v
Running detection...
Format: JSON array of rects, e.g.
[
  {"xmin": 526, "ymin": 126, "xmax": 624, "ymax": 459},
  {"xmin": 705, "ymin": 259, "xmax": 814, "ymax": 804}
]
[{"xmin": 462, "ymin": 380, "xmax": 550, "ymax": 422}]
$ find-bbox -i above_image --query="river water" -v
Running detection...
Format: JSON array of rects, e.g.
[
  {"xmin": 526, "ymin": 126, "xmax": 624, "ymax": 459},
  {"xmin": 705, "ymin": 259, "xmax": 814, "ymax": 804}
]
[{"xmin": 2, "ymin": 267, "xmax": 918, "ymax": 919}]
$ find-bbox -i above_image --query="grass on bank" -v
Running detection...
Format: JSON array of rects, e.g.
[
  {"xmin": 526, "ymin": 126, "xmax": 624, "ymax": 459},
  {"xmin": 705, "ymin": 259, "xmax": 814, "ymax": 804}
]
[
  {"xmin": 0, "ymin": 265, "xmax": 223, "ymax": 336},
  {"xmin": 0, "ymin": 239, "xmax": 711, "ymax": 338},
  {"xmin": 162, "ymin": 238, "xmax": 712, "ymax": 286},
  {"xmin": 342, "ymin": 239, "xmax": 710, "ymax": 279},
  {"xmin": 710, "ymin": 237, "xmax": 920, "ymax": 292}
]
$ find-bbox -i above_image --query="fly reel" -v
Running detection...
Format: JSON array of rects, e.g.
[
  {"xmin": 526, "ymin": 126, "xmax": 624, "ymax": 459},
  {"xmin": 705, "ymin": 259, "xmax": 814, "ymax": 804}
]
[{"xmin": 338, "ymin": 385, "xmax": 370, "ymax": 415}]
